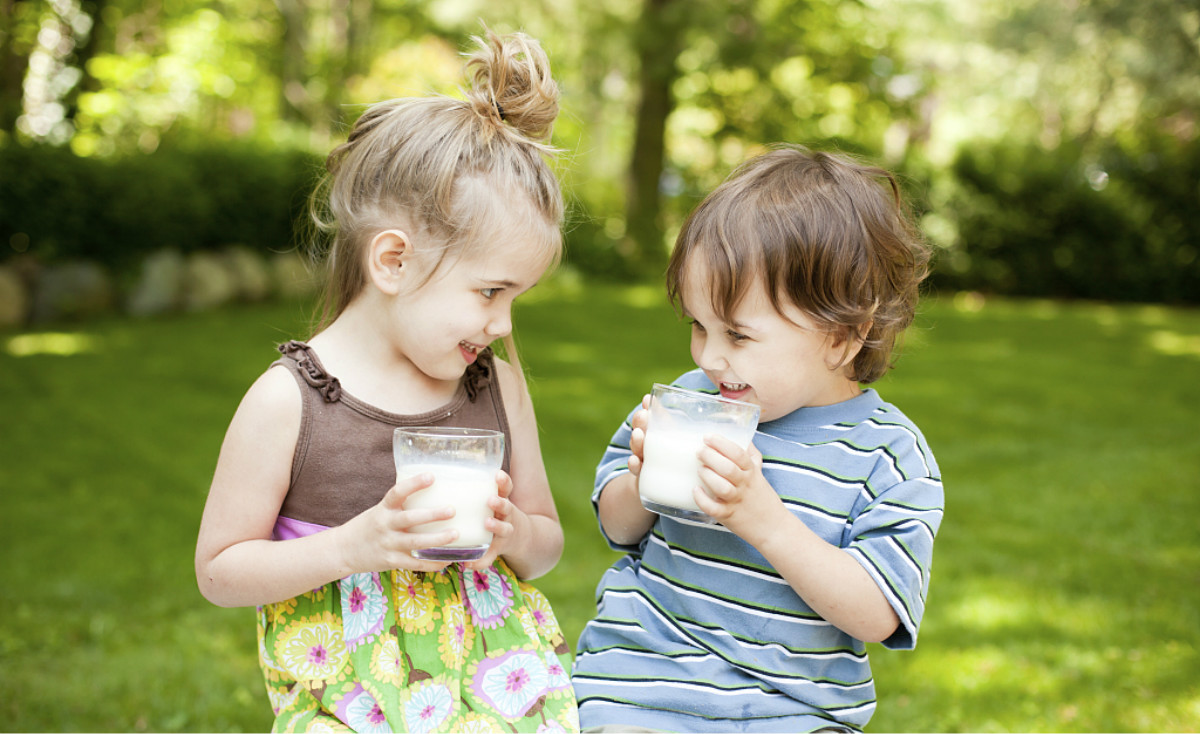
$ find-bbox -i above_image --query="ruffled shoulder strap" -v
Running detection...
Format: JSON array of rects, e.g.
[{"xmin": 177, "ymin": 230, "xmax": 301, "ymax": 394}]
[
  {"xmin": 277, "ymin": 340, "xmax": 343, "ymax": 403},
  {"xmin": 463, "ymin": 347, "xmax": 496, "ymax": 402}
]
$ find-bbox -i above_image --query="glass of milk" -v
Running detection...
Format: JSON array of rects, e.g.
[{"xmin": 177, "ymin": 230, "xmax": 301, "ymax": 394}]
[
  {"xmin": 639, "ymin": 384, "xmax": 761, "ymax": 524},
  {"xmin": 393, "ymin": 427, "xmax": 504, "ymax": 561}
]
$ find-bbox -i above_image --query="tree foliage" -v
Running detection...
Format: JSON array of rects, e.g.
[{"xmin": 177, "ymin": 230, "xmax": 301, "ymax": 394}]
[{"xmin": 1, "ymin": 0, "xmax": 1196, "ymax": 300}]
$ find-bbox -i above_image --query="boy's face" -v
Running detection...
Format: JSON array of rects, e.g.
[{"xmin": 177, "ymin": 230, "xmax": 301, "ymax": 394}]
[{"xmin": 680, "ymin": 263, "xmax": 863, "ymax": 422}]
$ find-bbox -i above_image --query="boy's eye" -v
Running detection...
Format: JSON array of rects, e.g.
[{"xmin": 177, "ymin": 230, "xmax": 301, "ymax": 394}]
[
  {"xmin": 688, "ymin": 319, "xmax": 706, "ymax": 333},
  {"xmin": 481, "ymin": 287, "xmax": 500, "ymax": 299},
  {"xmin": 726, "ymin": 329, "xmax": 749, "ymax": 342}
]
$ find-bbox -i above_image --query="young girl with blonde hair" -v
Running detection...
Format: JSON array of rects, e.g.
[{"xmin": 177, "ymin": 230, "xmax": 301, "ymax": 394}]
[{"xmin": 196, "ymin": 29, "xmax": 578, "ymax": 732}]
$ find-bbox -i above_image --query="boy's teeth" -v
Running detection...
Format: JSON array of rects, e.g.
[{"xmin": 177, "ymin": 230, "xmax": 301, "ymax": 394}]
[
  {"xmin": 460, "ymin": 341, "xmax": 478, "ymax": 353},
  {"xmin": 723, "ymin": 382, "xmax": 748, "ymax": 391}
]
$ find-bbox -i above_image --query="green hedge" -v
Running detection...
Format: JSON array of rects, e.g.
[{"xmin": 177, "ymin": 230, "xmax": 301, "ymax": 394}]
[
  {"xmin": 931, "ymin": 134, "xmax": 1200, "ymax": 304},
  {"xmin": 1, "ymin": 142, "xmax": 321, "ymax": 269},
  {"xmin": 5, "ymin": 136, "xmax": 1198, "ymax": 305}
]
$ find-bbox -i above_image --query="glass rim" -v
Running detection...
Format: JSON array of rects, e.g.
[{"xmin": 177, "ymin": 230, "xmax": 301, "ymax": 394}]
[
  {"xmin": 393, "ymin": 426, "xmax": 504, "ymax": 439},
  {"xmin": 651, "ymin": 382, "xmax": 760, "ymax": 411}
]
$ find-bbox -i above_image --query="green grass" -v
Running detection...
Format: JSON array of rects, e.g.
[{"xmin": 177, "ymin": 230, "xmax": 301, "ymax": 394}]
[{"xmin": 2, "ymin": 281, "xmax": 1198, "ymax": 732}]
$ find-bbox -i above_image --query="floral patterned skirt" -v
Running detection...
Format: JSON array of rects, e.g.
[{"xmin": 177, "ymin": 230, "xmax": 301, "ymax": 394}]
[{"xmin": 257, "ymin": 560, "xmax": 579, "ymax": 732}]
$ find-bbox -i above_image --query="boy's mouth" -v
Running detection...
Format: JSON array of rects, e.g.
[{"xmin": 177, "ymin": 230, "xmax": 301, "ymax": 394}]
[{"xmin": 719, "ymin": 381, "xmax": 751, "ymax": 399}]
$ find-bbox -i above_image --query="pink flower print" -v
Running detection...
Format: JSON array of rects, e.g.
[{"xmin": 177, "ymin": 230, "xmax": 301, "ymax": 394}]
[
  {"xmin": 541, "ymin": 650, "xmax": 571, "ymax": 691},
  {"xmin": 340, "ymin": 573, "xmax": 387, "ymax": 650},
  {"xmin": 307, "ymin": 644, "xmax": 328, "ymax": 667},
  {"xmin": 472, "ymin": 651, "xmax": 549, "ymax": 719},
  {"xmin": 464, "ymin": 567, "xmax": 513, "ymax": 629},
  {"xmin": 348, "ymin": 586, "xmax": 367, "ymax": 614},
  {"xmin": 402, "ymin": 680, "xmax": 454, "ymax": 733},
  {"xmin": 337, "ymin": 684, "xmax": 392, "ymax": 733}
]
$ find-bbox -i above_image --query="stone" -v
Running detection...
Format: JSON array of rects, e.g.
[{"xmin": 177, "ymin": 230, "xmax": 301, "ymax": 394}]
[
  {"xmin": 29, "ymin": 260, "xmax": 114, "ymax": 323},
  {"xmin": 223, "ymin": 246, "xmax": 273, "ymax": 302},
  {"xmin": 183, "ymin": 251, "xmax": 237, "ymax": 311},
  {"xmin": 126, "ymin": 248, "xmax": 185, "ymax": 317},
  {"xmin": 0, "ymin": 264, "xmax": 29, "ymax": 327},
  {"xmin": 271, "ymin": 250, "xmax": 322, "ymax": 299}
]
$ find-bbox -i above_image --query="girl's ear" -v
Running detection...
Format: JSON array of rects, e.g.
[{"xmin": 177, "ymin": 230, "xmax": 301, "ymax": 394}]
[{"xmin": 366, "ymin": 229, "xmax": 412, "ymax": 295}]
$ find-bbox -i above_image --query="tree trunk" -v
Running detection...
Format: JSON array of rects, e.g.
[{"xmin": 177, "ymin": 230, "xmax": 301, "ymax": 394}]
[
  {"xmin": 276, "ymin": 0, "xmax": 309, "ymax": 124},
  {"xmin": 624, "ymin": 0, "xmax": 685, "ymax": 273},
  {"xmin": 0, "ymin": 0, "xmax": 32, "ymax": 133}
]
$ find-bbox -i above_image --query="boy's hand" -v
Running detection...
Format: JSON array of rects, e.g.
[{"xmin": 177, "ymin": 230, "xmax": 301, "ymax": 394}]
[
  {"xmin": 625, "ymin": 395, "xmax": 652, "ymax": 478},
  {"xmin": 693, "ymin": 434, "xmax": 787, "ymax": 545}
]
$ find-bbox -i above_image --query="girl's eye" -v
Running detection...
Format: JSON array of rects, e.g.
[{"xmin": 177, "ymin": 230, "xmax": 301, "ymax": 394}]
[
  {"xmin": 688, "ymin": 319, "xmax": 706, "ymax": 333},
  {"xmin": 726, "ymin": 330, "xmax": 749, "ymax": 342},
  {"xmin": 481, "ymin": 288, "xmax": 500, "ymax": 299}
]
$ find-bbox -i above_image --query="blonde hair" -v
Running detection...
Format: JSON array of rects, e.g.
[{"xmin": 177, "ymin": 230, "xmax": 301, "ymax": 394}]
[
  {"xmin": 666, "ymin": 145, "xmax": 931, "ymax": 384},
  {"xmin": 309, "ymin": 29, "xmax": 564, "ymax": 337}
]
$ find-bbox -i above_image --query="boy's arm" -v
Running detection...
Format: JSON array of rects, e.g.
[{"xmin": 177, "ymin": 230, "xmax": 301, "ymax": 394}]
[
  {"xmin": 694, "ymin": 435, "xmax": 901, "ymax": 643},
  {"xmin": 594, "ymin": 397, "xmax": 657, "ymax": 548}
]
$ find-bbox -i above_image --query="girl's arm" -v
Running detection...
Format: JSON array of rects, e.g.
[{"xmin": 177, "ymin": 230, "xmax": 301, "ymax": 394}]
[
  {"xmin": 467, "ymin": 357, "xmax": 564, "ymax": 580},
  {"xmin": 195, "ymin": 367, "xmax": 455, "ymax": 608},
  {"xmin": 694, "ymin": 436, "xmax": 900, "ymax": 643}
]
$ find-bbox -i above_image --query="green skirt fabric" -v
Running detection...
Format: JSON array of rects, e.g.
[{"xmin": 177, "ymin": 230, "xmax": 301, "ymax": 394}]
[{"xmin": 257, "ymin": 560, "xmax": 579, "ymax": 732}]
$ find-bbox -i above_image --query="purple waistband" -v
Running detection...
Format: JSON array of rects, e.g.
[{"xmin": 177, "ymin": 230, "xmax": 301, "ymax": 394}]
[{"xmin": 273, "ymin": 515, "xmax": 329, "ymax": 540}]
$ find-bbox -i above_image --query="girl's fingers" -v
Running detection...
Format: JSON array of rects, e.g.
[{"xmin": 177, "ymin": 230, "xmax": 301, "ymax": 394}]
[
  {"xmin": 495, "ymin": 470, "xmax": 513, "ymax": 499},
  {"xmin": 382, "ymin": 472, "xmax": 435, "ymax": 509}
]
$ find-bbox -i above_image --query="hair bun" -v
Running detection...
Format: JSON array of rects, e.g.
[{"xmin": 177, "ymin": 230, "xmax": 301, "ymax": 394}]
[{"xmin": 464, "ymin": 29, "xmax": 560, "ymax": 146}]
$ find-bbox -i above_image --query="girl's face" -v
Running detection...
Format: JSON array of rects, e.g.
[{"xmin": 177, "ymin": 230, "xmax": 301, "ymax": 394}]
[
  {"xmin": 390, "ymin": 229, "xmax": 554, "ymax": 384},
  {"xmin": 680, "ymin": 262, "xmax": 862, "ymax": 422}
]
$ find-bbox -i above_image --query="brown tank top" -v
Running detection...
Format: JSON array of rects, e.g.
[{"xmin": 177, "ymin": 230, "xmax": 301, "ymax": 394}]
[{"xmin": 271, "ymin": 340, "xmax": 512, "ymax": 528}]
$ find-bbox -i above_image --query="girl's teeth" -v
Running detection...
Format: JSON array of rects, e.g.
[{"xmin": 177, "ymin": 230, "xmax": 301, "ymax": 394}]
[
  {"xmin": 723, "ymin": 382, "xmax": 748, "ymax": 391},
  {"xmin": 460, "ymin": 341, "xmax": 478, "ymax": 353}
]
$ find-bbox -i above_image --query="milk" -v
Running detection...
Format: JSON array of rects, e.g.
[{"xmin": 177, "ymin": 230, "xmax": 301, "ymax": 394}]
[
  {"xmin": 397, "ymin": 463, "xmax": 495, "ymax": 548},
  {"xmin": 638, "ymin": 384, "xmax": 761, "ymax": 522},
  {"xmin": 638, "ymin": 426, "xmax": 710, "ymax": 512}
]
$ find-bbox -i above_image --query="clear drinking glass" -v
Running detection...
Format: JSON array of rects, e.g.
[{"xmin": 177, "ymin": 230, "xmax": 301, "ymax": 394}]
[
  {"xmin": 638, "ymin": 383, "xmax": 761, "ymax": 524},
  {"xmin": 393, "ymin": 427, "xmax": 505, "ymax": 561}
]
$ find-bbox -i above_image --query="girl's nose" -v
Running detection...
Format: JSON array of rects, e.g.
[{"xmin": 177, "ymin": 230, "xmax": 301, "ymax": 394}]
[{"xmin": 485, "ymin": 308, "xmax": 513, "ymax": 338}]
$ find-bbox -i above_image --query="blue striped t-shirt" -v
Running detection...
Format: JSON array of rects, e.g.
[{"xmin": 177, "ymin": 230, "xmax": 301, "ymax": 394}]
[{"xmin": 572, "ymin": 370, "xmax": 944, "ymax": 732}]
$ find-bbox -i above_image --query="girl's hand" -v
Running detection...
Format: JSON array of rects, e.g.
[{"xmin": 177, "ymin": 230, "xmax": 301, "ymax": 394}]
[
  {"xmin": 463, "ymin": 470, "xmax": 525, "ymax": 572},
  {"xmin": 338, "ymin": 472, "xmax": 457, "ymax": 574},
  {"xmin": 625, "ymin": 394, "xmax": 652, "ymax": 478},
  {"xmin": 693, "ymin": 435, "xmax": 788, "ymax": 546}
]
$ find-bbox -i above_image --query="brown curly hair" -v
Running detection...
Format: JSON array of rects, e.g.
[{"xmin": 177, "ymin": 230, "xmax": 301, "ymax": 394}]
[{"xmin": 666, "ymin": 145, "xmax": 931, "ymax": 384}]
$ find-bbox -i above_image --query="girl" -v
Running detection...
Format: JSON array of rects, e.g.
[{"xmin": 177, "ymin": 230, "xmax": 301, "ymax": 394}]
[
  {"xmin": 196, "ymin": 30, "xmax": 578, "ymax": 732},
  {"xmin": 572, "ymin": 146, "xmax": 945, "ymax": 732}
]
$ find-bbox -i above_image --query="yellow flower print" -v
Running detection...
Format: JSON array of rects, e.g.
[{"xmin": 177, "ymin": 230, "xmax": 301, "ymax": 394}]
[
  {"xmin": 369, "ymin": 634, "xmax": 406, "ymax": 685},
  {"xmin": 520, "ymin": 583, "xmax": 565, "ymax": 648},
  {"xmin": 438, "ymin": 593, "xmax": 474, "ymax": 669},
  {"xmin": 391, "ymin": 569, "xmax": 440, "ymax": 633},
  {"xmin": 457, "ymin": 710, "xmax": 509, "ymax": 732},
  {"xmin": 273, "ymin": 611, "xmax": 349, "ymax": 682}
]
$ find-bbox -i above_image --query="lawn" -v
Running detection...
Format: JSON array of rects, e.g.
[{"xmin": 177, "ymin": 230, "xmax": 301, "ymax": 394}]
[{"xmin": 2, "ymin": 278, "xmax": 1198, "ymax": 732}]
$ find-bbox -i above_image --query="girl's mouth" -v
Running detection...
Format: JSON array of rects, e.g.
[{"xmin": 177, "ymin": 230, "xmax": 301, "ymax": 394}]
[
  {"xmin": 459, "ymin": 340, "xmax": 483, "ymax": 364},
  {"xmin": 719, "ymin": 382, "xmax": 751, "ymax": 399}
]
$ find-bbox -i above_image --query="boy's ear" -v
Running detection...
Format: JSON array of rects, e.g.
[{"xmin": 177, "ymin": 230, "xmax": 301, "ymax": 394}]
[
  {"xmin": 826, "ymin": 322, "xmax": 872, "ymax": 371},
  {"xmin": 367, "ymin": 229, "xmax": 412, "ymax": 295}
]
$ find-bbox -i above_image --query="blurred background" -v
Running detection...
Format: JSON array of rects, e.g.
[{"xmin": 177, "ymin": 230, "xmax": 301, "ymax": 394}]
[{"xmin": 1, "ymin": 0, "xmax": 1197, "ymax": 731}]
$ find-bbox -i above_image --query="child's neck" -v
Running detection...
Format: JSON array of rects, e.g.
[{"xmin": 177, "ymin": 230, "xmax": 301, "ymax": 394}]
[{"xmin": 307, "ymin": 307, "xmax": 463, "ymax": 415}]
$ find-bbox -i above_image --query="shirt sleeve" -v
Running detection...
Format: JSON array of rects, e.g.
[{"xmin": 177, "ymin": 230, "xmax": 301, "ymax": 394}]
[
  {"xmin": 843, "ymin": 474, "xmax": 944, "ymax": 650},
  {"xmin": 591, "ymin": 404, "xmax": 647, "ymax": 555}
]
